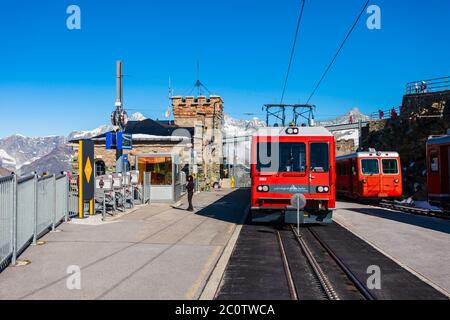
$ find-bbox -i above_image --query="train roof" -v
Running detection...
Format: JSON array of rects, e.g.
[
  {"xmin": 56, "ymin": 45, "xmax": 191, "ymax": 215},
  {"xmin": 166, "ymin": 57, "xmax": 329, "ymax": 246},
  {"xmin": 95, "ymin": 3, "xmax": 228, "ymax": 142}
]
[
  {"xmin": 337, "ymin": 151, "xmax": 400, "ymax": 160},
  {"xmin": 254, "ymin": 126, "xmax": 333, "ymax": 137},
  {"xmin": 427, "ymin": 135, "xmax": 450, "ymax": 146}
]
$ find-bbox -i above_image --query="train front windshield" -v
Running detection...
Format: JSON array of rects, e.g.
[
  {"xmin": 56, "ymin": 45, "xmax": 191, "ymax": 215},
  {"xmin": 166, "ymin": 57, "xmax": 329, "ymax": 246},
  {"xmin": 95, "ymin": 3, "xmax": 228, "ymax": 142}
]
[{"xmin": 257, "ymin": 142, "xmax": 329, "ymax": 173}]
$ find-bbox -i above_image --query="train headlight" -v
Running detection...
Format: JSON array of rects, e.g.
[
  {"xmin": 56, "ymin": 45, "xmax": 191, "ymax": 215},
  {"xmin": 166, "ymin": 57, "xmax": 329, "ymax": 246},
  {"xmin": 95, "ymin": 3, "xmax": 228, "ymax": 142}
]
[
  {"xmin": 262, "ymin": 185, "xmax": 269, "ymax": 192},
  {"xmin": 257, "ymin": 186, "xmax": 263, "ymax": 192},
  {"xmin": 316, "ymin": 186, "xmax": 329, "ymax": 193},
  {"xmin": 285, "ymin": 127, "xmax": 299, "ymax": 135}
]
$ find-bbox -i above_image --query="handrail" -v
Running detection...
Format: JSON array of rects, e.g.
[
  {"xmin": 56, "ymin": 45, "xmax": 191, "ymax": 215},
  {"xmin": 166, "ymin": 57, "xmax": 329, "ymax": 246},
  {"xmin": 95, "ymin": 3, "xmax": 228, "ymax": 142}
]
[
  {"xmin": 406, "ymin": 76, "xmax": 450, "ymax": 95},
  {"xmin": 369, "ymin": 106, "xmax": 401, "ymax": 121}
]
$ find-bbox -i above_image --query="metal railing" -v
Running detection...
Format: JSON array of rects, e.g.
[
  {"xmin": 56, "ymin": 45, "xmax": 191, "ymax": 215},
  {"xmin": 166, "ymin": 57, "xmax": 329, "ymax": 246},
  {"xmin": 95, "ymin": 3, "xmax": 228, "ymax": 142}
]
[
  {"xmin": 406, "ymin": 76, "xmax": 450, "ymax": 95},
  {"xmin": 0, "ymin": 174, "xmax": 69, "ymax": 271},
  {"xmin": 1, "ymin": 171, "xmax": 154, "ymax": 272},
  {"xmin": 0, "ymin": 175, "xmax": 14, "ymax": 270},
  {"xmin": 369, "ymin": 106, "xmax": 401, "ymax": 120}
]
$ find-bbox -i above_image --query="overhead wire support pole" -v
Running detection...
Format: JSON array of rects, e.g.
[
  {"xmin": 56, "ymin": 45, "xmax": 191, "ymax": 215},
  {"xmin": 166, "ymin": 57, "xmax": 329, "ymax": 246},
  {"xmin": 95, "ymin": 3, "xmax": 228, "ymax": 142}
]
[
  {"xmin": 280, "ymin": 0, "xmax": 306, "ymax": 105},
  {"xmin": 306, "ymin": 0, "xmax": 370, "ymax": 104}
]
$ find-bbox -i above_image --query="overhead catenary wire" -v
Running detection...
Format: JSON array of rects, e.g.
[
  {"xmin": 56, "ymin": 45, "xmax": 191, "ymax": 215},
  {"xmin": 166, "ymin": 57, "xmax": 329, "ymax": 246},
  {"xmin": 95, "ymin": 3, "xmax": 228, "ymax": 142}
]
[
  {"xmin": 306, "ymin": 0, "xmax": 370, "ymax": 104},
  {"xmin": 280, "ymin": 0, "xmax": 307, "ymax": 105}
]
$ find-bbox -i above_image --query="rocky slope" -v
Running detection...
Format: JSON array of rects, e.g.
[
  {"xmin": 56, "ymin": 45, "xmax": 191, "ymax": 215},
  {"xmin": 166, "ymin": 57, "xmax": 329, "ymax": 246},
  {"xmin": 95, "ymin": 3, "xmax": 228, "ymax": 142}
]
[{"xmin": 362, "ymin": 91, "xmax": 450, "ymax": 196}]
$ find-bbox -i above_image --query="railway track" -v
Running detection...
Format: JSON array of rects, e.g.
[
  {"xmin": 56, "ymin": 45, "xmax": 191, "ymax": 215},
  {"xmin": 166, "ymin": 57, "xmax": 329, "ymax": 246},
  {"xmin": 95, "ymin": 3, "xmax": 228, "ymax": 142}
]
[
  {"xmin": 287, "ymin": 225, "xmax": 374, "ymax": 300},
  {"xmin": 217, "ymin": 214, "xmax": 448, "ymax": 300}
]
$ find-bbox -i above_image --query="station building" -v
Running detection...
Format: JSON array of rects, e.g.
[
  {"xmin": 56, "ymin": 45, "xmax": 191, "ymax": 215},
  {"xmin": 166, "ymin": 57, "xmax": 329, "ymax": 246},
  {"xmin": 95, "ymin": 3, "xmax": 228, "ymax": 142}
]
[{"xmin": 70, "ymin": 95, "xmax": 224, "ymax": 193}]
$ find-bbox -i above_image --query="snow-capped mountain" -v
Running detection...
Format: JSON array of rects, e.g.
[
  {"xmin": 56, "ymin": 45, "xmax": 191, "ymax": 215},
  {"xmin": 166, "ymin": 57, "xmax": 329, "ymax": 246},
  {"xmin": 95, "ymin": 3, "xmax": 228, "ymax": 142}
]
[
  {"xmin": 317, "ymin": 108, "xmax": 370, "ymax": 149},
  {"xmin": 66, "ymin": 112, "xmax": 147, "ymax": 141},
  {"xmin": 18, "ymin": 144, "xmax": 75, "ymax": 176},
  {"xmin": 0, "ymin": 135, "xmax": 66, "ymax": 171},
  {"xmin": 222, "ymin": 114, "xmax": 266, "ymax": 168},
  {"xmin": 318, "ymin": 107, "xmax": 370, "ymax": 126},
  {"xmin": 129, "ymin": 112, "xmax": 147, "ymax": 121},
  {"xmin": 67, "ymin": 124, "xmax": 113, "ymax": 142},
  {"xmin": 222, "ymin": 113, "xmax": 266, "ymax": 137},
  {"xmin": 0, "ymin": 112, "xmax": 148, "ymax": 176}
]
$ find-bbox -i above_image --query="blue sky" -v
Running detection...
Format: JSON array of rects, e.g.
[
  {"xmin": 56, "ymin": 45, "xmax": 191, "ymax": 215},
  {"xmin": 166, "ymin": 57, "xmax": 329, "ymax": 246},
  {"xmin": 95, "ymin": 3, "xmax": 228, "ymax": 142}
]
[{"xmin": 0, "ymin": 0, "xmax": 449, "ymax": 137}]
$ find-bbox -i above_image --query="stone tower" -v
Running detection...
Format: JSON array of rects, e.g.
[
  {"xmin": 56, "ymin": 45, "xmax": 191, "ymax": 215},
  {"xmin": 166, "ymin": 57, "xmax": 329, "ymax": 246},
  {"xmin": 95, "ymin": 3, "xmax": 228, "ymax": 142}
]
[{"xmin": 172, "ymin": 95, "xmax": 224, "ymax": 190}]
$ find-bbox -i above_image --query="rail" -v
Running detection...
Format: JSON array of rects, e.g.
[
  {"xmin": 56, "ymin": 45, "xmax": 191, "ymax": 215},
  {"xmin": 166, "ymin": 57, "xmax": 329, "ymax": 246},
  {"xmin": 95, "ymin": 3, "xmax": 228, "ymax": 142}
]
[
  {"xmin": 0, "ymin": 174, "xmax": 69, "ymax": 271},
  {"xmin": 406, "ymin": 76, "xmax": 450, "ymax": 95},
  {"xmin": 1, "ymin": 171, "xmax": 154, "ymax": 272},
  {"xmin": 369, "ymin": 106, "xmax": 401, "ymax": 121}
]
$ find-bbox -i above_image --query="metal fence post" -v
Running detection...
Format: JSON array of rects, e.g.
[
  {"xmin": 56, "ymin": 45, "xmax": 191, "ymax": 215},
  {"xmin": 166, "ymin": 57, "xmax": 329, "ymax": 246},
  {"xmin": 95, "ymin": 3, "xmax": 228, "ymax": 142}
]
[
  {"xmin": 52, "ymin": 174, "xmax": 56, "ymax": 231},
  {"xmin": 32, "ymin": 174, "xmax": 38, "ymax": 245},
  {"xmin": 65, "ymin": 175, "xmax": 69, "ymax": 222},
  {"xmin": 11, "ymin": 174, "xmax": 18, "ymax": 265}
]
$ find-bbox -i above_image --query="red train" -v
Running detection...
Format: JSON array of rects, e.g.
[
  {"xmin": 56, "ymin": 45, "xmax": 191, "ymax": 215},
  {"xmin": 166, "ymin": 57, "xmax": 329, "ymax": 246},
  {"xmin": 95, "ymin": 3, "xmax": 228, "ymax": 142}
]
[
  {"xmin": 427, "ymin": 134, "xmax": 450, "ymax": 209},
  {"xmin": 336, "ymin": 150, "xmax": 402, "ymax": 199},
  {"xmin": 251, "ymin": 126, "xmax": 336, "ymax": 224}
]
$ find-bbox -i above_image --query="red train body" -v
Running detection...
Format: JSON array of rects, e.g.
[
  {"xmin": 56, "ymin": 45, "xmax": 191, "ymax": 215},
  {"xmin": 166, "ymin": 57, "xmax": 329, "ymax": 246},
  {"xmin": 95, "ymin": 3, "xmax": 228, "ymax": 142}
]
[
  {"xmin": 427, "ymin": 135, "xmax": 450, "ymax": 209},
  {"xmin": 336, "ymin": 151, "xmax": 402, "ymax": 199},
  {"xmin": 251, "ymin": 126, "xmax": 336, "ymax": 224}
]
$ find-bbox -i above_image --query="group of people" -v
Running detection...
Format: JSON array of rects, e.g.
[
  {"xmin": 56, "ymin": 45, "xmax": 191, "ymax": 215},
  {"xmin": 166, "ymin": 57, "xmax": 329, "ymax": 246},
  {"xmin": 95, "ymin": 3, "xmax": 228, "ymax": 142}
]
[
  {"xmin": 377, "ymin": 107, "xmax": 399, "ymax": 121},
  {"xmin": 414, "ymin": 81, "xmax": 428, "ymax": 94}
]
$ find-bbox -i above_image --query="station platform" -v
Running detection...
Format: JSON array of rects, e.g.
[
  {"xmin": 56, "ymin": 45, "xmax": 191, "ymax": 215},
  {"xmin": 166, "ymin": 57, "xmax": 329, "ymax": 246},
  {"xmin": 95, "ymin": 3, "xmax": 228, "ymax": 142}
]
[
  {"xmin": 334, "ymin": 201, "xmax": 450, "ymax": 297},
  {"xmin": 0, "ymin": 189, "xmax": 249, "ymax": 300}
]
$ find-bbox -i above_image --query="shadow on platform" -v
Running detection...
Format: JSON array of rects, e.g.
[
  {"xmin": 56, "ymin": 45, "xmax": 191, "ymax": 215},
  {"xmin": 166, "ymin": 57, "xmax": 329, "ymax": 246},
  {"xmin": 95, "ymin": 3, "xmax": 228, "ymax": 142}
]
[
  {"xmin": 346, "ymin": 207, "xmax": 450, "ymax": 235},
  {"xmin": 188, "ymin": 188, "xmax": 250, "ymax": 224}
]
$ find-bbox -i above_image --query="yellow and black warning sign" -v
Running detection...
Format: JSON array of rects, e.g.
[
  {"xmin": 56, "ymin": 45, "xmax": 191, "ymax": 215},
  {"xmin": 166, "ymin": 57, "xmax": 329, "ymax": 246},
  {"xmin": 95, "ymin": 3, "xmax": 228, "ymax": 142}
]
[{"xmin": 78, "ymin": 140, "xmax": 95, "ymax": 218}]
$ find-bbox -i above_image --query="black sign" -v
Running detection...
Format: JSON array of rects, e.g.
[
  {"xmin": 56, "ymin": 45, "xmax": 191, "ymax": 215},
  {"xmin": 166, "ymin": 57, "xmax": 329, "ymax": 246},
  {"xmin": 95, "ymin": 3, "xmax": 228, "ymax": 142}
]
[{"xmin": 80, "ymin": 140, "xmax": 95, "ymax": 201}]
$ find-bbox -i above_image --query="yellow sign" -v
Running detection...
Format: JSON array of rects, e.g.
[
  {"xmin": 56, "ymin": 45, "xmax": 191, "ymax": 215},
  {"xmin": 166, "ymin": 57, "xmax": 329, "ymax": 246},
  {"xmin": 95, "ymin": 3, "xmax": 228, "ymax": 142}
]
[{"xmin": 84, "ymin": 157, "xmax": 93, "ymax": 183}]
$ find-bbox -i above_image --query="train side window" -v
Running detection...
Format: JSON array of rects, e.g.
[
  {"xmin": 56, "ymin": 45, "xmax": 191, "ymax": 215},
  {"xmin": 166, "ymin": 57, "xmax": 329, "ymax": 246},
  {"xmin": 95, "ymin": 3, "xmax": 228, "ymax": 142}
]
[
  {"xmin": 430, "ymin": 155, "xmax": 439, "ymax": 173},
  {"xmin": 361, "ymin": 159, "xmax": 379, "ymax": 175},
  {"xmin": 382, "ymin": 159, "xmax": 398, "ymax": 174},
  {"xmin": 310, "ymin": 143, "xmax": 329, "ymax": 172}
]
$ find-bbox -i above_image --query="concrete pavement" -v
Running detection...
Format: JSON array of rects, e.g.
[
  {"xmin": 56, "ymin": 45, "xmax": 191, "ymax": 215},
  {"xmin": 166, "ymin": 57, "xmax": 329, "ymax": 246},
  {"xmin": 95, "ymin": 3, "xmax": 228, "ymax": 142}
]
[
  {"xmin": 334, "ymin": 201, "xmax": 450, "ymax": 297},
  {"xmin": 0, "ymin": 189, "xmax": 249, "ymax": 300}
]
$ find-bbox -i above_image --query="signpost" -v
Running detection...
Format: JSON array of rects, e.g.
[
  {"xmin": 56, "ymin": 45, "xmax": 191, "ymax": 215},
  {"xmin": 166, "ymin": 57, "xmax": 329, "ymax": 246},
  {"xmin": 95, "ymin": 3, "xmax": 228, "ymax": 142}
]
[
  {"xmin": 291, "ymin": 193, "xmax": 306, "ymax": 235},
  {"xmin": 78, "ymin": 140, "xmax": 95, "ymax": 218}
]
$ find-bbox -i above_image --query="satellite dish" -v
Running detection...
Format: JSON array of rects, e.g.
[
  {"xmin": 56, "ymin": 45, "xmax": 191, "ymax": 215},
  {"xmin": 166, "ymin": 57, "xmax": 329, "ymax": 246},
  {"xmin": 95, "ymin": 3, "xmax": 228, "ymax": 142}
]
[{"xmin": 291, "ymin": 193, "xmax": 306, "ymax": 210}]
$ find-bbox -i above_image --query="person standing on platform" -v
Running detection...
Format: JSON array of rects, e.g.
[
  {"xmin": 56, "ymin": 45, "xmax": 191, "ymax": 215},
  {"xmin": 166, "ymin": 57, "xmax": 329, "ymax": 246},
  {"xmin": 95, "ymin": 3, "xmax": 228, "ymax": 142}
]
[{"xmin": 186, "ymin": 175, "xmax": 195, "ymax": 211}]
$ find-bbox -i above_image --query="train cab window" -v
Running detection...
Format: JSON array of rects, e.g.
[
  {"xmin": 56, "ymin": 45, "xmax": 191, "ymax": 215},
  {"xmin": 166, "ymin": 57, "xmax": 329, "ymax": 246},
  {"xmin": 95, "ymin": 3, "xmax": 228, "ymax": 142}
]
[
  {"xmin": 361, "ymin": 159, "xmax": 379, "ymax": 175},
  {"xmin": 280, "ymin": 143, "xmax": 306, "ymax": 172},
  {"xmin": 382, "ymin": 159, "xmax": 399, "ymax": 174},
  {"xmin": 257, "ymin": 142, "xmax": 306, "ymax": 173},
  {"xmin": 310, "ymin": 143, "xmax": 329, "ymax": 172}
]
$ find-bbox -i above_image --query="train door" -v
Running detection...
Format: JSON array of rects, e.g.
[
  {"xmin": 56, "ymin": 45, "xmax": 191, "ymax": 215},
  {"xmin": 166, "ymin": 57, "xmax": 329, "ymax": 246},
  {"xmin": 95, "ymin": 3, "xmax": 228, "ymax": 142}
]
[
  {"xmin": 360, "ymin": 158, "xmax": 381, "ymax": 197},
  {"xmin": 350, "ymin": 158, "xmax": 359, "ymax": 198},
  {"xmin": 309, "ymin": 142, "xmax": 330, "ymax": 193},
  {"xmin": 380, "ymin": 158, "xmax": 400, "ymax": 197}
]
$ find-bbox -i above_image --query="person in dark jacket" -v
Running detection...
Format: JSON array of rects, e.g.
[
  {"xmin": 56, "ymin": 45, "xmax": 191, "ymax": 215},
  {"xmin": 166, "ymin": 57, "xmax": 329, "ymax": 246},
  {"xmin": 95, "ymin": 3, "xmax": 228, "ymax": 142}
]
[{"xmin": 186, "ymin": 175, "xmax": 195, "ymax": 211}]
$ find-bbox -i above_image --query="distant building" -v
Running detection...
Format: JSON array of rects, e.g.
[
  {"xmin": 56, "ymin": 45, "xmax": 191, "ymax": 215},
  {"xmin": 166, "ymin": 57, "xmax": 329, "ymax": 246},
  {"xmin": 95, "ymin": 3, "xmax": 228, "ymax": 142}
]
[{"xmin": 172, "ymin": 95, "xmax": 224, "ymax": 190}]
